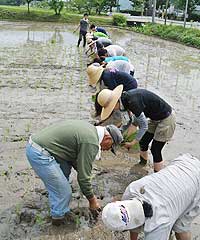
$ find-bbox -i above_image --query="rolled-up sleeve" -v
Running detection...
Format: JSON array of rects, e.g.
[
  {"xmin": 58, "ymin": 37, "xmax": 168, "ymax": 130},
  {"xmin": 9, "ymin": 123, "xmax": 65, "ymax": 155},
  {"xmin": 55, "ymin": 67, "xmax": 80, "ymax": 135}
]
[{"xmin": 135, "ymin": 113, "xmax": 148, "ymax": 141}]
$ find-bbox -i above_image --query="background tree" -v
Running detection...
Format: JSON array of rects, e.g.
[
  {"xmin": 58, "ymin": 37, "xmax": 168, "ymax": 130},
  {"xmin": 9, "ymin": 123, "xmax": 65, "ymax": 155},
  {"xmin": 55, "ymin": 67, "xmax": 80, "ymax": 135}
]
[
  {"xmin": 0, "ymin": 0, "xmax": 23, "ymax": 5},
  {"xmin": 49, "ymin": 0, "xmax": 64, "ymax": 15},
  {"xmin": 70, "ymin": 0, "xmax": 86, "ymax": 13},
  {"xmin": 172, "ymin": 0, "xmax": 200, "ymax": 16},
  {"xmin": 82, "ymin": 0, "xmax": 93, "ymax": 15},
  {"xmin": 129, "ymin": 0, "xmax": 149, "ymax": 15},
  {"xmin": 104, "ymin": 0, "xmax": 117, "ymax": 12},
  {"xmin": 26, "ymin": 0, "xmax": 33, "ymax": 13},
  {"xmin": 93, "ymin": 0, "xmax": 106, "ymax": 14}
]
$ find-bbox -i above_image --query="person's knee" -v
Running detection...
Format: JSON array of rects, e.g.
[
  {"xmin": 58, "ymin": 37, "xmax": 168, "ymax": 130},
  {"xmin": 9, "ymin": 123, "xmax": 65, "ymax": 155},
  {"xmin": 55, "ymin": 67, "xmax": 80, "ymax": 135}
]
[
  {"xmin": 175, "ymin": 232, "xmax": 192, "ymax": 240},
  {"xmin": 150, "ymin": 140, "xmax": 165, "ymax": 163},
  {"xmin": 139, "ymin": 132, "xmax": 154, "ymax": 151},
  {"xmin": 139, "ymin": 137, "xmax": 149, "ymax": 151}
]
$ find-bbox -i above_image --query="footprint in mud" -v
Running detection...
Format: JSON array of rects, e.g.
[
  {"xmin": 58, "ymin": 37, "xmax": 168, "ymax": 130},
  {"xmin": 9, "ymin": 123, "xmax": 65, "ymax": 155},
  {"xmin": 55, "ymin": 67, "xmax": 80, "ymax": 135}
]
[{"xmin": 129, "ymin": 163, "xmax": 149, "ymax": 177}]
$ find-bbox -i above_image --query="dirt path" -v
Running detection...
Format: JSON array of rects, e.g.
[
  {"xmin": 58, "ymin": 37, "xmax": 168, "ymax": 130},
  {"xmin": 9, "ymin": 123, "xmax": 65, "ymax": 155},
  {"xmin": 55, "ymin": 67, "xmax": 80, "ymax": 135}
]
[{"xmin": 0, "ymin": 21, "xmax": 200, "ymax": 239}]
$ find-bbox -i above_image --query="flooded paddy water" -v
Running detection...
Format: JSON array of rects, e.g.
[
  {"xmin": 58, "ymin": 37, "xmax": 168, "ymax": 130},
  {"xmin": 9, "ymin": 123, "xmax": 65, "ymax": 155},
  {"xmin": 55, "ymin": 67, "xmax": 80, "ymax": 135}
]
[{"xmin": 0, "ymin": 21, "xmax": 200, "ymax": 239}]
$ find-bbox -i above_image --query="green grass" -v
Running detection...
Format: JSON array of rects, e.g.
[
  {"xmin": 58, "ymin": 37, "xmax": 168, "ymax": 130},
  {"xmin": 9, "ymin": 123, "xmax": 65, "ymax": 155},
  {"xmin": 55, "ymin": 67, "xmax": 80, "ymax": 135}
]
[
  {"xmin": 131, "ymin": 23, "xmax": 200, "ymax": 49},
  {"xmin": 0, "ymin": 5, "xmax": 112, "ymax": 25}
]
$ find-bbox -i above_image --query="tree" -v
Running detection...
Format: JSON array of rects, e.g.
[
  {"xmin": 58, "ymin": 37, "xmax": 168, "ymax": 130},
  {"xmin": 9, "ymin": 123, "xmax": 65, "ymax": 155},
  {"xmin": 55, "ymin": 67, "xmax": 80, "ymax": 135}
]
[
  {"xmin": 49, "ymin": 0, "xmax": 64, "ymax": 15},
  {"xmin": 92, "ymin": 0, "xmax": 117, "ymax": 14},
  {"xmin": 104, "ymin": 0, "xmax": 117, "ymax": 12},
  {"xmin": 93, "ymin": 0, "xmax": 107, "ymax": 14},
  {"xmin": 172, "ymin": 0, "xmax": 200, "ymax": 16},
  {"xmin": 129, "ymin": 0, "xmax": 149, "ymax": 15},
  {"xmin": 71, "ymin": 0, "xmax": 86, "ymax": 13},
  {"xmin": 70, "ymin": 0, "xmax": 117, "ymax": 15},
  {"xmin": 0, "ymin": 0, "xmax": 23, "ymax": 5},
  {"xmin": 82, "ymin": 0, "xmax": 93, "ymax": 15},
  {"xmin": 26, "ymin": 0, "xmax": 33, "ymax": 13}
]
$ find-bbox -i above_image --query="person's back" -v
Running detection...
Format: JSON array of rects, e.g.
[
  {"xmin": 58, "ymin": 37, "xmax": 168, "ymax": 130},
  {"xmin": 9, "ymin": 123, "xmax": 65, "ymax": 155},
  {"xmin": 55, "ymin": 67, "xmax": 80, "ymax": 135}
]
[
  {"xmin": 96, "ymin": 26, "xmax": 108, "ymax": 35},
  {"xmin": 106, "ymin": 60, "xmax": 131, "ymax": 74},
  {"xmin": 104, "ymin": 56, "xmax": 129, "ymax": 63},
  {"xmin": 101, "ymin": 69, "xmax": 137, "ymax": 91},
  {"xmin": 105, "ymin": 45, "xmax": 125, "ymax": 57},
  {"xmin": 121, "ymin": 88, "xmax": 172, "ymax": 119},
  {"xmin": 94, "ymin": 31, "xmax": 108, "ymax": 38},
  {"xmin": 97, "ymin": 37, "xmax": 112, "ymax": 47},
  {"xmin": 122, "ymin": 154, "xmax": 200, "ymax": 234},
  {"xmin": 32, "ymin": 120, "xmax": 99, "ymax": 163}
]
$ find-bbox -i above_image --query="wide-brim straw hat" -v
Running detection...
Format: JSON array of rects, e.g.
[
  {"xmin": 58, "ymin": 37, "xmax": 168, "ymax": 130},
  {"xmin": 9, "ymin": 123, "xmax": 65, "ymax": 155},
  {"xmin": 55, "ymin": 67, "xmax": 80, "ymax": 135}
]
[
  {"xmin": 97, "ymin": 85, "xmax": 123, "ymax": 121},
  {"xmin": 87, "ymin": 64, "xmax": 104, "ymax": 86}
]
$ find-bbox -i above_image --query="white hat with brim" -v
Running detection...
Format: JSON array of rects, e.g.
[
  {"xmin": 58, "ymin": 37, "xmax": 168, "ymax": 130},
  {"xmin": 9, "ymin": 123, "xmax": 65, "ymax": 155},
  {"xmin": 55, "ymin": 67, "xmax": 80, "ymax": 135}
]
[
  {"xmin": 87, "ymin": 64, "xmax": 104, "ymax": 86},
  {"xmin": 86, "ymin": 34, "xmax": 94, "ymax": 43},
  {"xmin": 97, "ymin": 85, "xmax": 123, "ymax": 121},
  {"xmin": 102, "ymin": 199, "xmax": 145, "ymax": 231}
]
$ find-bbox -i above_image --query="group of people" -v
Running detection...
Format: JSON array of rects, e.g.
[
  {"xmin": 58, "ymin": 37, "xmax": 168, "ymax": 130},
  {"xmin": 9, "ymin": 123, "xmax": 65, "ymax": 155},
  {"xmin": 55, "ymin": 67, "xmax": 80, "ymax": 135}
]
[{"xmin": 25, "ymin": 14, "xmax": 200, "ymax": 240}]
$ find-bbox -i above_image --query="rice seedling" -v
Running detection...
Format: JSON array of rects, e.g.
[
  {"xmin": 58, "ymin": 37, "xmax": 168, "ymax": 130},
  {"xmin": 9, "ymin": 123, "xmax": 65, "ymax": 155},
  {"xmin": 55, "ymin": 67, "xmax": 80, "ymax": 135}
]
[
  {"xmin": 3, "ymin": 127, "xmax": 10, "ymax": 142},
  {"xmin": 35, "ymin": 213, "xmax": 46, "ymax": 225}
]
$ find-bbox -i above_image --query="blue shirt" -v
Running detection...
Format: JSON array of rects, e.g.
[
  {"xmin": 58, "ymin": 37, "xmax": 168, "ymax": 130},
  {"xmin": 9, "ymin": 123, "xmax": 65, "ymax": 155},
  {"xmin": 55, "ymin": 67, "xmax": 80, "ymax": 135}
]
[
  {"xmin": 105, "ymin": 56, "xmax": 129, "ymax": 63},
  {"xmin": 96, "ymin": 26, "xmax": 108, "ymax": 35}
]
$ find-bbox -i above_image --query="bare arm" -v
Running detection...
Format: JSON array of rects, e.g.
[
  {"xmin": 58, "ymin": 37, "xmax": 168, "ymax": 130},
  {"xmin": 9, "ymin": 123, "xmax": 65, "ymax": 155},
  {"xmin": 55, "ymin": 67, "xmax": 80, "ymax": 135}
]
[{"xmin": 130, "ymin": 231, "xmax": 138, "ymax": 240}]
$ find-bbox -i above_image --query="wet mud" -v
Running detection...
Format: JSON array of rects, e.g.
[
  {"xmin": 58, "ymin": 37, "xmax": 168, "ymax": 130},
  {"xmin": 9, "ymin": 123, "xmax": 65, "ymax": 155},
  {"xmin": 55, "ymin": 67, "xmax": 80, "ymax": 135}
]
[{"xmin": 0, "ymin": 21, "xmax": 200, "ymax": 239}]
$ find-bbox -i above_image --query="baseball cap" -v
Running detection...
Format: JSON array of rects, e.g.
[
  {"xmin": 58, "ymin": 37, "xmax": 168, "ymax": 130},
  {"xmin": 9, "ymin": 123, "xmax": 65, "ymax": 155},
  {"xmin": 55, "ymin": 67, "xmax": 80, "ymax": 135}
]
[
  {"xmin": 106, "ymin": 125, "xmax": 123, "ymax": 155},
  {"xmin": 102, "ymin": 199, "xmax": 145, "ymax": 231}
]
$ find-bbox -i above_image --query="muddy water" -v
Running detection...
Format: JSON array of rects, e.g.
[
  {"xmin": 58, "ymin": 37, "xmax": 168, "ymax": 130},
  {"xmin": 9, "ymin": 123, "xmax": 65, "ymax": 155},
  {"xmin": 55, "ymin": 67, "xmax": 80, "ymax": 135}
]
[{"xmin": 0, "ymin": 21, "xmax": 200, "ymax": 239}]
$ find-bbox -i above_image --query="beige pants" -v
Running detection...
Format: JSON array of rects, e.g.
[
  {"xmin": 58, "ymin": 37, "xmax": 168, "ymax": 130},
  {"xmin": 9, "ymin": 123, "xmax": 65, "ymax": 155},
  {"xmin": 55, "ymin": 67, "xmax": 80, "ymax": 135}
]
[{"xmin": 148, "ymin": 113, "xmax": 176, "ymax": 142}]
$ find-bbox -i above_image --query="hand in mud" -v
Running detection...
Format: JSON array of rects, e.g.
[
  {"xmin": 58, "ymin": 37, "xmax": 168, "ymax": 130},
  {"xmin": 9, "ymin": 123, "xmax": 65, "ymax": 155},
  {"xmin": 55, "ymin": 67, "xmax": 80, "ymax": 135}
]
[
  {"xmin": 124, "ymin": 142, "xmax": 133, "ymax": 150},
  {"xmin": 88, "ymin": 196, "xmax": 101, "ymax": 219},
  {"xmin": 89, "ymin": 207, "xmax": 102, "ymax": 220}
]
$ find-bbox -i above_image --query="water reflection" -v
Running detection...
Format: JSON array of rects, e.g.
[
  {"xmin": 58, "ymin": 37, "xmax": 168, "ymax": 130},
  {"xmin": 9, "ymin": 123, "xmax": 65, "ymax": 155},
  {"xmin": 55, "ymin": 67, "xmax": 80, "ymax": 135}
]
[{"xmin": 0, "ymin": 22, "xmax": 76, "ymax": 47}]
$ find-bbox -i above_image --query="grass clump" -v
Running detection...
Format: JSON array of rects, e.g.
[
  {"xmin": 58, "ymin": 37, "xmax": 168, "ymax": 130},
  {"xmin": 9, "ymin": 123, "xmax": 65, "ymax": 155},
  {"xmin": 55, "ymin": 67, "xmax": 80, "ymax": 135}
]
[
  {"xmin": 133, "ymin": 23, "xmax": 200, "ymax": 49},
  {"xmin": 112, "ymin": 13, "xmax": 127, "ymax": 27}
]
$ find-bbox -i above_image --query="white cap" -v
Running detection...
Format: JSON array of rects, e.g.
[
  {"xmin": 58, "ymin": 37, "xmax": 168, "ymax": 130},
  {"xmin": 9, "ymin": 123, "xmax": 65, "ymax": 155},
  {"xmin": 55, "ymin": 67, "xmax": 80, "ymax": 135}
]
[{"xmin": 102, "ymin": 199, "xmax": 145, "ymax": 231}]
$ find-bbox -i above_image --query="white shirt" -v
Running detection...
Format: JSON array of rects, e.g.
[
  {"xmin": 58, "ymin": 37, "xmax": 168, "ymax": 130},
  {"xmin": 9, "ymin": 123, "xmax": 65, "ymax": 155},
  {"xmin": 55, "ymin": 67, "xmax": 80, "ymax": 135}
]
[
  {"xmin": 105, "ymin": 45, "xmax": 125, "ymax": 57},
  {"xmin": 95, "ymin": 126, "xmax": 105, "ymax": 160},
  {"xmin": 122, "ymin": 154, "xmax": 200, "ymax": 240},
  {"xmin": 106, "ymin": 60, "xmax": 131, "ymax": 74}
]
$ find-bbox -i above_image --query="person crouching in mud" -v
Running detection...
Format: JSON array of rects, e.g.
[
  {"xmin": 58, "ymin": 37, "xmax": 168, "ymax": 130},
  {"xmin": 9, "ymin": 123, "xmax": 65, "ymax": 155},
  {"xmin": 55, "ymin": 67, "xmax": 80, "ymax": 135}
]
[
  {"xmin": 26, "ymin": 120, "xmax": 123, "ymax": 226},
  {"xmin": 102, "ymin": 154, "xmax": 200, "ymax": 240},
  {"xmin": 97, "ymin": 85, "xmax": 176, "ymax": 172}
]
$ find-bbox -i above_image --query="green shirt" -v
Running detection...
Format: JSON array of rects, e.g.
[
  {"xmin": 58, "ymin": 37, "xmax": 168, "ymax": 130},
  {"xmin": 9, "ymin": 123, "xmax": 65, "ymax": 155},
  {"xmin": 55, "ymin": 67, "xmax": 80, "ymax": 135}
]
[
  {"xmin": 94, "ymin": 31, "xmax": 108, "ymax": 38},
  {"xmin": 32, "ymin": 120, "xmax": 99, "ymax": 198}
]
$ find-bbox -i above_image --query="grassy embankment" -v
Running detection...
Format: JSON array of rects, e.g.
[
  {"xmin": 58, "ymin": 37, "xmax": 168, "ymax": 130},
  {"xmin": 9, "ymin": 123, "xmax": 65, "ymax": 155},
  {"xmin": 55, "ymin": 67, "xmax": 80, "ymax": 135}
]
[
  {"xmin": 132, "ymin": 23, "xmax": 200, "ymax": 49},
  {"xmin": 0, "ymin": 5, "xmax": 112, "ymax": 25}
]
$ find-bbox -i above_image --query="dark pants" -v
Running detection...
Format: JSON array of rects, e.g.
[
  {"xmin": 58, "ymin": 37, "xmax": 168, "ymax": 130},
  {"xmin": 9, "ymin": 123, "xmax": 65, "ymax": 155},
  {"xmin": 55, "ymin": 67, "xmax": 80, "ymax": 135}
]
[
  {"xmin": 139, "ymin": 131, "xmax": 166, "ymax": 163},
  {"xmin": 77, "ymin": 30, "xmax": 87, "ymax": 47}
]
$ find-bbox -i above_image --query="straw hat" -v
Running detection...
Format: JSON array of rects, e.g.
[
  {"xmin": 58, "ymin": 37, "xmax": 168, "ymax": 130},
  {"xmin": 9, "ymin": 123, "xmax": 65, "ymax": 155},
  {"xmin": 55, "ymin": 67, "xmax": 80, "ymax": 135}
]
[
  {"xmin": 86, "ymin": 64, "xmax": 104, "ymax": 86},
  {"xmin": 102, "ymin": 199, "xmax": 145, "ymax": 231},
  {"xmin": 97, "ymin": 85, "xmax": 123, "ymax": 121}
]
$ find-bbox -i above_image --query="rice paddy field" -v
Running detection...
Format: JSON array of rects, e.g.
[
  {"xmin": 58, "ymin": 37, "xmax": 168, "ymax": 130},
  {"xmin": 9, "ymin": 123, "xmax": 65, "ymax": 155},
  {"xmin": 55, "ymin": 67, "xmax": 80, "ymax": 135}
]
[{"xmin": 0, "ymin": 20, "xmax": 200, "ymax": 239}]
